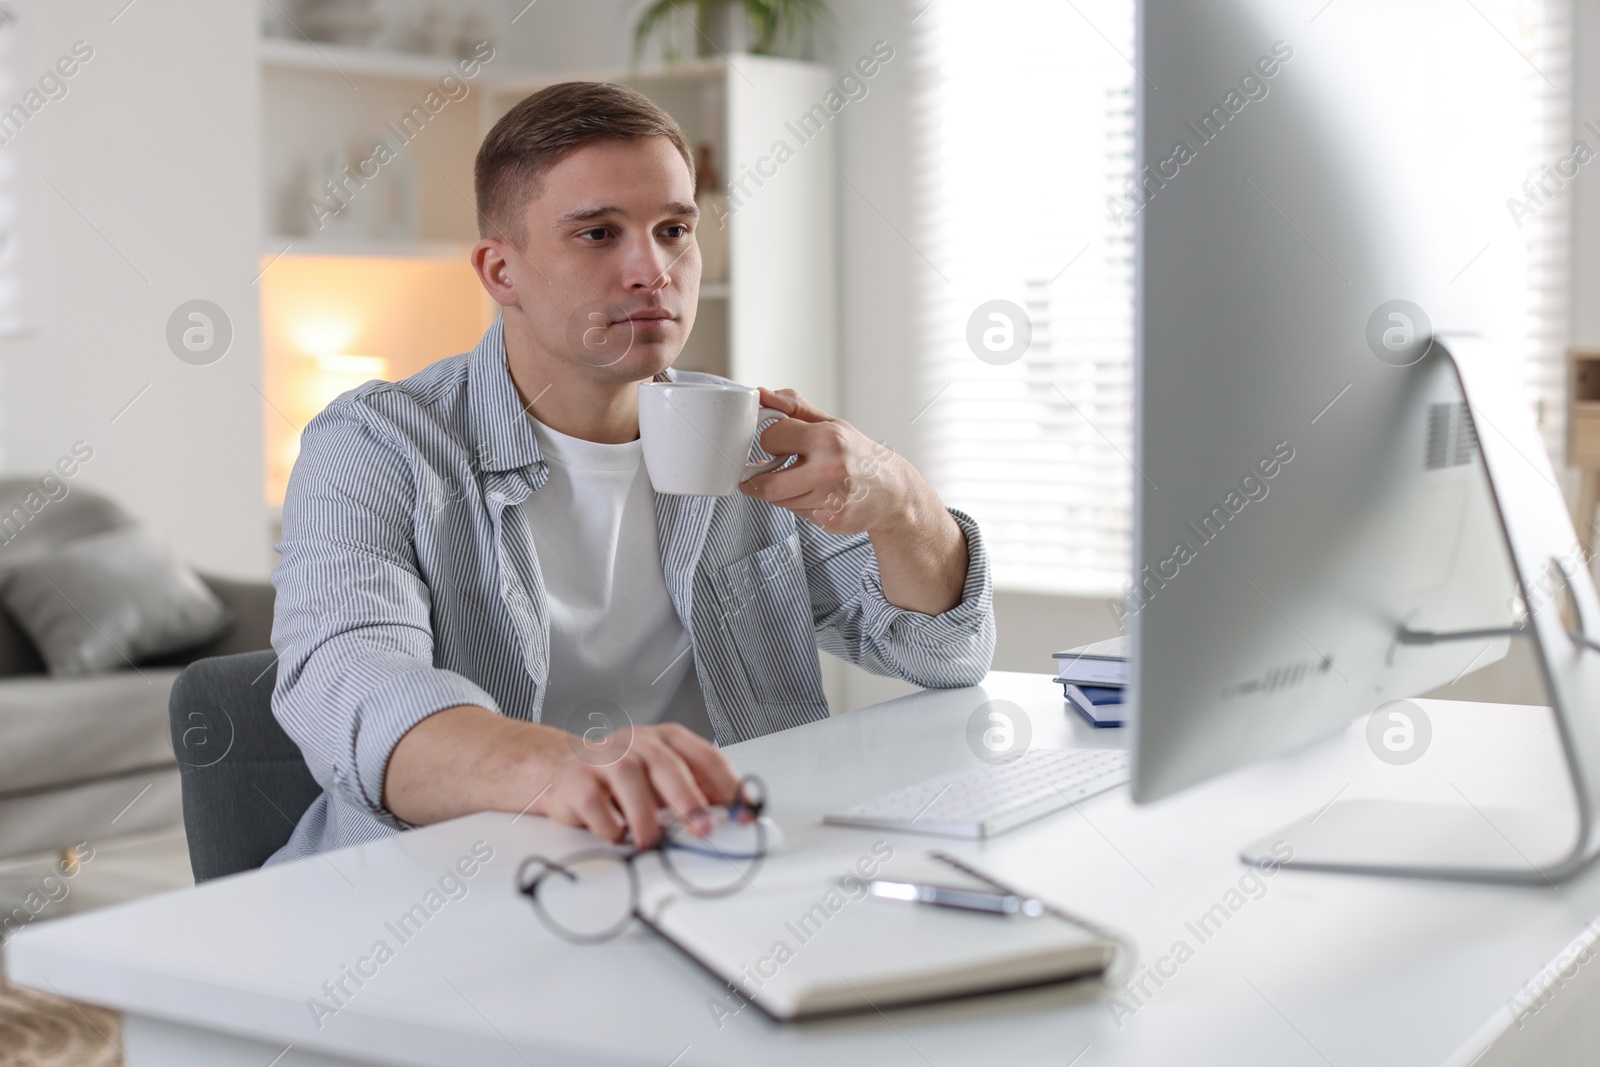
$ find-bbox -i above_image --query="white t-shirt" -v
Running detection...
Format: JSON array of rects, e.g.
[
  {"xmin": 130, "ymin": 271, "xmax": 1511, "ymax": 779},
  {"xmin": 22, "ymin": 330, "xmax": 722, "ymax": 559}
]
[{"xmin": 519, "ymin": 416, "xmax": 713, "ymax": 740}]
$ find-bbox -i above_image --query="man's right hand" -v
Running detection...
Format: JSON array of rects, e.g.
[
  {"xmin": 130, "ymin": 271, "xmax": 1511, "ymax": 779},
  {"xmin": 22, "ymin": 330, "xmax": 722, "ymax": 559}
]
[
  {"xmin": 531, "ymin": 723, "xmax": 740, "ymax": 847},
  {"xmin": 384, "ymin": 706, "xmax": 741, "ymax": 848}
]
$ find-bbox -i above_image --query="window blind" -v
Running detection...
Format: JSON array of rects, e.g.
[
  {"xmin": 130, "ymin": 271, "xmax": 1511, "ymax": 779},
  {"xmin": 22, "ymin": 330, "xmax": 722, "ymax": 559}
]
[
  {"xmin": 1516, "ymin": 0, "xmax": 1574, "ymax": 465},
  {"xmin": 911, "ymin": 0, "xmax": 1572, "ymax": 597},
  {"xmin": 911, "ymin": 0, "xmax": 1137, "ymax": 596}
]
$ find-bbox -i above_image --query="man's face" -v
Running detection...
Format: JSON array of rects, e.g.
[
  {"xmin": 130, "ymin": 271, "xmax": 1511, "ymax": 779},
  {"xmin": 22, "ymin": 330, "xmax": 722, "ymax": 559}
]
[{"xmin": 506, "ymin": 136, "xmax": 700, "ymax": 383}]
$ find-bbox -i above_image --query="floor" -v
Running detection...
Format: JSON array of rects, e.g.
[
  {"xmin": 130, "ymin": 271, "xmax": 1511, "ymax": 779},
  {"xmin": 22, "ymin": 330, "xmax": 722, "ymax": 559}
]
[{"xmin": 0, "ymin": 826, "xmax": 193, "ymax": 1067}]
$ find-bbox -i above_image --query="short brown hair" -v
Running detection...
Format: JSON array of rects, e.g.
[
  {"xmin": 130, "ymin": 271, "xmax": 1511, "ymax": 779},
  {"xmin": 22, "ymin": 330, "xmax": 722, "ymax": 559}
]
[{"xmin": 474, "ymin": 81, "xmax": 694, "ymax": 243}]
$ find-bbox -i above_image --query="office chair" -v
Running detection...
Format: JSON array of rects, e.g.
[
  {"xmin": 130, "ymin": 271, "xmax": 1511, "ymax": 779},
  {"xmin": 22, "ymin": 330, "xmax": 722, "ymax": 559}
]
[{"xmin": 167, "ymin": 650, "xmax": 322, "ymax": 882}]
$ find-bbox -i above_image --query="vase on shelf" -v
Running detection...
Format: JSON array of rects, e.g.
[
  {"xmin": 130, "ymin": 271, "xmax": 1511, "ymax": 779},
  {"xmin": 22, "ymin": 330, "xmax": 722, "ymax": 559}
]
[
  {"xmin": 695, "ymin": 144, "xmax": 730, "ymax": 284},
  {"xmin": 457, "ymin": 12, "xmax": 496, "ymax": 59},
  {"xmin": 369, "ymin": 148, "xmax": 420, "ymax": 243},
  {"xmin": 291, "ymin": 0, "xmax": 382, "ymax": 47},
  {"xmin": 414, "ymin": 5, "xmax": 457, "ymax": 57},
  {"xmin": 697, "ymin": 3, "xmax": 753, "ymax": 57}
]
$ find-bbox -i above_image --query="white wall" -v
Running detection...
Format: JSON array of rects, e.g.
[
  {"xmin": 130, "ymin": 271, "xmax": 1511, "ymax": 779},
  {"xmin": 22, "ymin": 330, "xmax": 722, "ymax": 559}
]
[{"xmin": 0, "ymin": 0, "xmax": 267, "ymax": 577}]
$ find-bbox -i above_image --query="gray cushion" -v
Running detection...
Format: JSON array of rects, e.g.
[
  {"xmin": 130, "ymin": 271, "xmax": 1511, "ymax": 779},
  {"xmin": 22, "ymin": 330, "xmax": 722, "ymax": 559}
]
[
  {"xmin": 0, "ymin": 527, "xmax": 231, "ymax": 676},
  {"xmin": 0, "ymin": 668, "xmax": 182, "ymax": 797},
  {"xmin": 159, "ymin": 575, "xmax": 276, "ymax": 663},
  {"xmin": 0, "ymin": 475, "xmax": 134, "ymax": 573},
  {"xmin": 0, "ymin": 476, "xmax": 132, "ymax": 678}
]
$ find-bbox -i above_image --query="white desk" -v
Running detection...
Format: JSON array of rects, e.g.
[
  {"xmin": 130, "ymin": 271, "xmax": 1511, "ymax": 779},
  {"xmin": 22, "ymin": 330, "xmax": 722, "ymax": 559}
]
[{"xmin": 9, "ymin": 672, "xmax": 1600, "ymax": 1066}]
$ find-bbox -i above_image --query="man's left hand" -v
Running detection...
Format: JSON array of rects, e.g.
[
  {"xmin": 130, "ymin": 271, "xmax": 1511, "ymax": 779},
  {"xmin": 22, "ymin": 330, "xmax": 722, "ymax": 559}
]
[
  {"xmin": 739, "ymin": 387, "xmax": 970, "ymax": 614},
  {"xmin": 739, "ymin": 387, "xmax": 918, "ymax": 536}
]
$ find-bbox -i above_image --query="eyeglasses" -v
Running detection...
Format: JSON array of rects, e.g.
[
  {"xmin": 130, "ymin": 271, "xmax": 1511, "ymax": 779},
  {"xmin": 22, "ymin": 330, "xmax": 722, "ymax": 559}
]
[{"xmin": 515, "ymin": 775, "xmax": 769, "ymax": 944}]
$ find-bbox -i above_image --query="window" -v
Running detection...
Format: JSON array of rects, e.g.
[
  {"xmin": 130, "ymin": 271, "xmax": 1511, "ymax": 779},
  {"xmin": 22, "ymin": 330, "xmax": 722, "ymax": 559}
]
[{"xmin": 912, "ymin": 0, "xmax": 1571, "ymax": 597}]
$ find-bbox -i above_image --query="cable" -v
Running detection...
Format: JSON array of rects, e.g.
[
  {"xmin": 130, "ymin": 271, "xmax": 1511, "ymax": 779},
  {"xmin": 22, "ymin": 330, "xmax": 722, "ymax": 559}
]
[
  {"xmin": 1571, "ymin": 632, "xmax": 1600, "ymax": 657},
  {"xmin": 1398, "ymin": 624, "xmax": 1600, "ymax": 656},
  {"xmin": 1396, "ymin": 626, "xmax": 1528, "ymax": 645}
]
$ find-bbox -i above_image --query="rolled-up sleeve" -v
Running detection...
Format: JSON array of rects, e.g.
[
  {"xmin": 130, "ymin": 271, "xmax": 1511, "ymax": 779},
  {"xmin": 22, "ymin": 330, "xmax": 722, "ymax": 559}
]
[
  {"xmin": 271, "ymin": 399, "xmax": 500, "ymax": 829},
  {"xmin": 802, "ymin": 507, "xmax": 996, "ymax": 688}
]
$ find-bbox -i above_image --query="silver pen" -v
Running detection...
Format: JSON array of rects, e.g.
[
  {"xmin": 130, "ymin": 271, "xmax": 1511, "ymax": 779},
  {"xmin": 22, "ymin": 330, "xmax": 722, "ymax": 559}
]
[{"xmin": 868, "ymin": 879, "xmax": 1045, "ymax": 918}]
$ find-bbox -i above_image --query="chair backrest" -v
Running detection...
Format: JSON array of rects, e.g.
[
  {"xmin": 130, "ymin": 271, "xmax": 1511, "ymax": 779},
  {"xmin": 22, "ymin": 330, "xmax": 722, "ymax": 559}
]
[{"xmin": 167, "ymin": 650, "xmax": 323, "ymax": 882}]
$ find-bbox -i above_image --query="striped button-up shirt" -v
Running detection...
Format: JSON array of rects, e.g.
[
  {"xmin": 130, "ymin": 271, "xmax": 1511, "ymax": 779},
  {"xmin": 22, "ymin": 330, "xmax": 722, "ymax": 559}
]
[{"xmin": 267, "ymin": 319, "xmax": 996, "ymax": 863}]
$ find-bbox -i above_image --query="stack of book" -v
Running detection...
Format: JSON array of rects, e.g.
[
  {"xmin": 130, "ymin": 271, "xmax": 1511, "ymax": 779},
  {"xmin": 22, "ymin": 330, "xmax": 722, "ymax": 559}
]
[{"xmin": 1051, "ymin": 636, "xmax": 1128, "ymax": 728}]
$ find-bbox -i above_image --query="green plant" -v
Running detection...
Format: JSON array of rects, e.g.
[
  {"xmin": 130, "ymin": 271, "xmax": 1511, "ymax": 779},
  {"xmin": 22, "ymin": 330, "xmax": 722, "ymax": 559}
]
[{"xmin": 632, "ymin": 0, "xmax": 829, "ymax": 60}]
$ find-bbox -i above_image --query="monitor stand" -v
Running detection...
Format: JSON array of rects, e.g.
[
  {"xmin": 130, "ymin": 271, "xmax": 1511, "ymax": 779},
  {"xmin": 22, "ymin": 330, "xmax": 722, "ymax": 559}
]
[{"xmin": 1241, "ymin": 336, "xmax": 1600, "ymax": 884}]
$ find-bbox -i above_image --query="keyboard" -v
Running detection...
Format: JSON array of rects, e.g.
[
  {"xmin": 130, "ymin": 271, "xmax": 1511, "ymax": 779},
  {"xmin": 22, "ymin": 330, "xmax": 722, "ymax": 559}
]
[{"xmin": 823, "ymin": 747, "xmax": 1131, "ymax": 840}]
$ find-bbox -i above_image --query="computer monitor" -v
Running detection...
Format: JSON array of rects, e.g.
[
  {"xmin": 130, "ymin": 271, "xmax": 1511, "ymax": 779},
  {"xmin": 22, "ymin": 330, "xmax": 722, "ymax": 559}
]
[{"xmin": 1131, "ymin": 0, "xmax": 1600, "ymax": 882}]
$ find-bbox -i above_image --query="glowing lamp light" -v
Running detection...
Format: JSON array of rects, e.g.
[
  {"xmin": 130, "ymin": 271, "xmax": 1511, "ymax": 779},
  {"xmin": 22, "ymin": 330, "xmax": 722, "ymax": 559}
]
[
  {"xmin": 262, "ymin": 254, "xmax": 490, "ymax": 506},
  {"xmin": 316, "ymin": 352, "xmax": 389, "ymax": 379},
  {"xmin": 290, "ymin": 315, "xmax": 361, "ymax": 359},
  {"xmin": 301, "ymin": 353, "xmax": 390, "ymax": 417}
]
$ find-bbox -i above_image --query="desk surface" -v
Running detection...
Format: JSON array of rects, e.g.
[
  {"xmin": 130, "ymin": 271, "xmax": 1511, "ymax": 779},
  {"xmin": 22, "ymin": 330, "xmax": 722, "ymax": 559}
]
[{"xmin": 9, "ymin": 672, "xmax": 1599, "ymax": 1066}]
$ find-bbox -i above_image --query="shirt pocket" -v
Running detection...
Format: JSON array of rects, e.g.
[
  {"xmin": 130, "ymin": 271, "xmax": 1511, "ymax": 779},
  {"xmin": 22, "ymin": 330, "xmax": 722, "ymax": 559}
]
[{"xmin": 710, "ymin": 531, "xmax": 819, "ymax": 706}]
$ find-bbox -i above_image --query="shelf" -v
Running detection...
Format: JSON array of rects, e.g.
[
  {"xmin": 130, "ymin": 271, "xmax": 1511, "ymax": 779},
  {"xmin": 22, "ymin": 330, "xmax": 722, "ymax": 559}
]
[
  {"xmin": 262, "ymin": 236, "xmax": 474, "ymax": 261},
  {"xmin": 261, "ymin": 38, "xmax": 730, "ymax": 91},
  {"xmin": 492, "ymin": 57, "xmax": 727, "ymax": 96},
  {"xmin": 259, "ymin": 36, "xmax": 476, "ymax": 82}
]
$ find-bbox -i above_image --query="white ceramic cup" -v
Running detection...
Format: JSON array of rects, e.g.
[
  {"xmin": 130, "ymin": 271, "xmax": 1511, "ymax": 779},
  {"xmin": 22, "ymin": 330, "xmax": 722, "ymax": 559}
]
[{"xmin": 637, "ymin": 382, "xmax": 789, "ymax": 496}]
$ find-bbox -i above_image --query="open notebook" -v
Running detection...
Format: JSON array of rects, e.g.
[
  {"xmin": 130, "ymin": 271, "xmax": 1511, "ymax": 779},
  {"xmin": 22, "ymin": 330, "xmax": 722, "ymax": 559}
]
[{"xmin": 636, "ymin": 849, "xmax": 1117, "ymax": 1021}]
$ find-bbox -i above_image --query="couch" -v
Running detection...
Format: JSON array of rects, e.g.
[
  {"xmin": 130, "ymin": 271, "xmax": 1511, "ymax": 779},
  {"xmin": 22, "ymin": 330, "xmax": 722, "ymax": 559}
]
[{"xmin": 0, "ymin": 478, "xmax": 275, "ymax": 861}]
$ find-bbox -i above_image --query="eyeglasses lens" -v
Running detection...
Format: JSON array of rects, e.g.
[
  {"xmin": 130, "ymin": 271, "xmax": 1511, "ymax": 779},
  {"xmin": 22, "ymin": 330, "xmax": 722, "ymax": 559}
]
[
  {"xmin": 533, "ymin": 853, "xmax": 635, "ymax": 941},
  {"xmin": 661, "ymin": 811, "xmax": 765, "ymax": 895}
]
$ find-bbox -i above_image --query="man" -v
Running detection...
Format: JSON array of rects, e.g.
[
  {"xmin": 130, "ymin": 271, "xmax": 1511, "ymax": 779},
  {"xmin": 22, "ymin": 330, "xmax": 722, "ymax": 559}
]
[{"xmin": 267, "ymin": 82, "xmax": 994, "ymax": 864}]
